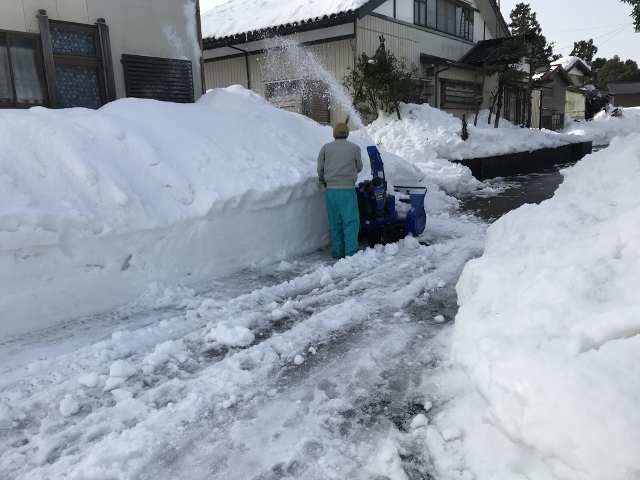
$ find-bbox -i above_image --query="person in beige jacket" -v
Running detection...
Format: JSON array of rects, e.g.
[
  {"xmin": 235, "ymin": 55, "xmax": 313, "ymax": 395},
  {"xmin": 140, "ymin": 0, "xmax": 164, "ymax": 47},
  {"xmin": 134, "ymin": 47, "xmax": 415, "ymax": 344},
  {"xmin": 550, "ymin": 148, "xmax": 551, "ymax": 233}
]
[{"xmin": 317, "ymin": 123, "xmax": 363, "ymax": 258}]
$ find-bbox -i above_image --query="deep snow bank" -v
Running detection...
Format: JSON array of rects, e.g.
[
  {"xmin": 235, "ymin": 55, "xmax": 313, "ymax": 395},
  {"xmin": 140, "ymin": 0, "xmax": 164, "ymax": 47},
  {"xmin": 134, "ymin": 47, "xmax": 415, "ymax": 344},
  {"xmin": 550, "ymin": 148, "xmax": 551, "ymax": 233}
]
[
  {"xmin": 451, "ymin": 133, "xmax": 640, "ymax": 479},
  {"xmin": 563, "ymin": 106, "xmax": 640, "ymax": 146},
  {"xmin": 366, "ymin": 104, "xmax": 575, "ymax": 195},
  {"xmin": 0, "ymin": 86, "xmax": 421, "ymax": 337}
]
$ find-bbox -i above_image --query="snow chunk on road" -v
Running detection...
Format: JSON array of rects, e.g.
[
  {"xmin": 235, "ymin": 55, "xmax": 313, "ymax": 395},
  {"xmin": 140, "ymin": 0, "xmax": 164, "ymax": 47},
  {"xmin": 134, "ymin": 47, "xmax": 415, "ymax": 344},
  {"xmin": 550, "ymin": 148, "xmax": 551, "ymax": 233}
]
[
  {"xmin": 109, "ymin": 360, "xmax": 138, "ymax": 378},
  {"xmin": 103, "ymin": 377, "xmax": 126, "ymax": 392},
  {"xmin": 143, "ymin": 340, "xmax": 189, "ymax": 369},
  {"xmin": 293, "ymin": 355, "xmax": 305, "ymax": 365},
  {"xmin": 59, "ymin": 394, "xmax": 79, "ymax": 417},
  {"xmin": 410, "ymin": 414, "xmax": 428, "ymax": 429},
  {"xmin": 384, "ymin": 243, "xmax": 399, "ymax": 256},
  {"xmin": 77, "ymin": 372, "xmax": 99, "ymax": 388},
  {"xmin": 111, "ymin": 389, "xmax": 133, "ymax": 402},
  {"xmin": 207, "ymin": 324, "xmax": 255, "ymax": 347},
  {"xmin": 441, "ymin": 427, "xmax": 462, "ymax": 441}
]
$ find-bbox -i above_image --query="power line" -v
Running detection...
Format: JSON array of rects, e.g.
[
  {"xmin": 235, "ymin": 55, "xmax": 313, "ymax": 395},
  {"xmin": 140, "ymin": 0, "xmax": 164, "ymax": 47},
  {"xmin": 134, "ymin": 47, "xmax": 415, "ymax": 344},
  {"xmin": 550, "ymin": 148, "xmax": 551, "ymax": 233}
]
[
  {"xmin": 598, "ymin": 24, "xmax": 633, "ymax": 47},
  {"xmin": 546, "ymin": 22, "xmax": 632, "ymax": 34},
  {"xmin": 555, "ymin": 23, "xmax": 633, "ymax": 50}
]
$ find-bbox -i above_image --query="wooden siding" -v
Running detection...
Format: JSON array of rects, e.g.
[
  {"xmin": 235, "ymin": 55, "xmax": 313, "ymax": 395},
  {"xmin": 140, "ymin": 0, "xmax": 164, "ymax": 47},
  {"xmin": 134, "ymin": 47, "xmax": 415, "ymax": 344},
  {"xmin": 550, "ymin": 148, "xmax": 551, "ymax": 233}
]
[
  {"xmin": 204, "ymin": 38, "xmax": 356, "ymax": 127},
  {"xmin": 612, "ymin": 93, "xmax": 640, "ymax": 108}
]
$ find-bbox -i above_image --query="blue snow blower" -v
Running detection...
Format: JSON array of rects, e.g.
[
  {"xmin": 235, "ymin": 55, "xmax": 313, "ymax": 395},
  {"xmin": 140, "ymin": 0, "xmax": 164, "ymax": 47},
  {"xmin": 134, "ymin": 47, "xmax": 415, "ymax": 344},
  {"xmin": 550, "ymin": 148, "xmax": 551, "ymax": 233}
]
[{"xmin": 356, "ymin": 146, "xmax": 427, "ymax": 247}]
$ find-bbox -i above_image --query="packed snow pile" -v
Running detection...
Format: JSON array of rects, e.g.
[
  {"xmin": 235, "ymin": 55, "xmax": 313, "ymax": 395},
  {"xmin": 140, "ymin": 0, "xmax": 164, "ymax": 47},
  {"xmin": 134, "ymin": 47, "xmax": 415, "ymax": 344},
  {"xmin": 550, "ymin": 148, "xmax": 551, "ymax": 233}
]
[
  {"xmin": 366, "ymin": 103, "xmax": 575, "ymax": 194},
  {"xmin": 0, "ymin": 85, "xmax": 421, "ymax": 337},
  {"xmin": 564, "ymin": 106, "xmax": 640, "ymax": 145},
  {"xmin": 450, "ymin": 132, "xmax": 640, "ymax": 479}
]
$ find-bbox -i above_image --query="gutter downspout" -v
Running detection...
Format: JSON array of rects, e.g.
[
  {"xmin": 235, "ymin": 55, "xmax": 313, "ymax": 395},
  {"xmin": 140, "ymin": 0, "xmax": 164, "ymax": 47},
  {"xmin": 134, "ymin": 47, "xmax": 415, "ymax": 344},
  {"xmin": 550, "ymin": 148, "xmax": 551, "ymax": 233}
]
[
  {"xmin": 195, "ymin": 0, "xmax": 206, "ymax": 96},
  {"xmin": 228, "ymin": 45, "xmax": 252, "ymax": 90},
  {"xmin": 435, "ymin": 64, "xmax": 451, "ymax": 110}
]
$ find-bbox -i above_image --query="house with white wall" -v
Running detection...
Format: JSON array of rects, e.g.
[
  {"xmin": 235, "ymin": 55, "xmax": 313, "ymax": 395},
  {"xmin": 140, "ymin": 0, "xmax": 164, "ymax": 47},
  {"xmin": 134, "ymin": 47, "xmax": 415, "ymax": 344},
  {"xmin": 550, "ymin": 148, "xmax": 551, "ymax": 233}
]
[
  {"xmin": 0, "ymin": 0, "xmax": 205, "ymax": 110},
  {"xmin": 201, "ymin": 0, "xmax": 510, "ymax": 127}
]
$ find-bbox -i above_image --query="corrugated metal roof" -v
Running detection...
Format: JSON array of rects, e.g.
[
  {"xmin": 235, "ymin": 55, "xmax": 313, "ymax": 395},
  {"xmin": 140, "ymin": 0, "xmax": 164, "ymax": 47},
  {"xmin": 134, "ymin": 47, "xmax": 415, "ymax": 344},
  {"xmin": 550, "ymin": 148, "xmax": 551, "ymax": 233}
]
[
  {"xmin": 608, "ymin": 83, "xmax": 640, "ymax": 95},
  {"xmin": 458, "ymin": 37, "xmax": 528, "ymax": 67}
]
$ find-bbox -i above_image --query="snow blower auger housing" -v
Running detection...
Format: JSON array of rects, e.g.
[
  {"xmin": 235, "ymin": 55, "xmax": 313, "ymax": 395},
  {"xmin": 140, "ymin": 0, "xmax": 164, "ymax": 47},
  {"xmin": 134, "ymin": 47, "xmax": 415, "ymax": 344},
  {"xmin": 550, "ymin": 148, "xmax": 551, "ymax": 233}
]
[{"xmin": 356, "ymin": 146, "xmax": 427, "ymax": 247}]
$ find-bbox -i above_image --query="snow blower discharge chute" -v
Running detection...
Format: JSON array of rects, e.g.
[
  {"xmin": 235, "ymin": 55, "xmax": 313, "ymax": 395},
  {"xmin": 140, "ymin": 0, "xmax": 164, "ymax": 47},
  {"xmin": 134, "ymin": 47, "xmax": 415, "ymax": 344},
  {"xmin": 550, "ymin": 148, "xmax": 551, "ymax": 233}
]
[{"xmin": 356, "ymin": 146, "xmax": 427, "ymax": 247}]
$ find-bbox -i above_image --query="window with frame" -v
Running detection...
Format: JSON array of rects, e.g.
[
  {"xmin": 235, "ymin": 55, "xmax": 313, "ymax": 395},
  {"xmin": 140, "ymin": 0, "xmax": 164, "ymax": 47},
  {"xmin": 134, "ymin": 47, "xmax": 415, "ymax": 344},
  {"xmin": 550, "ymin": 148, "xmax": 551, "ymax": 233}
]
[
  {"xmin": 0, "ymin": 31, "xmax": 47, "ymax": 108},
  {"xmin": 414, "ymin": 0, "xmax": 473, "ymax": 41},
  {"xmin": 440, "ymin": 79, "xmax": 481, "ymax": 109},
  {"xmin": 49, "ymin": 21, "xmax": 106, "ymax": 109}
]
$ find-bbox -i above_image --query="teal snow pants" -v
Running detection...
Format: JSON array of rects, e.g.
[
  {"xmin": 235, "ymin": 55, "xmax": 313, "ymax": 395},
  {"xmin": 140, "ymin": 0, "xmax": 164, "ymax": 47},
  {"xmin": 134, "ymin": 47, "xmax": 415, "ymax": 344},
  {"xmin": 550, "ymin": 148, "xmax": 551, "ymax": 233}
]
[{"xmin": 325, "ymin": 188, "xmax": 360, "ymax": 259}]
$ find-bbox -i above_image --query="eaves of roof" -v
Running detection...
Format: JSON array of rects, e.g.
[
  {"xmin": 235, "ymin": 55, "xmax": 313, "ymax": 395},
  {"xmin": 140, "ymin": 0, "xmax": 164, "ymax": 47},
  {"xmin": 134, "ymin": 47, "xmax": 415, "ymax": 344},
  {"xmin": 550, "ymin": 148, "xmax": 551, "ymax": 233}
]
[
  {"xmin": 537, "ymin": 66, "xmax": 573, "ymax": 86},
  {"xmin": 420, "ymin": 53, "xmax": 478, "ymax": 71},
  {"xmin": 490, "ymin": 0, "xmax": 511, "ymax": 38},
  {"xmin": 203, "ymin": 12, "xmax": 357, "ymax": 48},
  {"xmin": 607, "ymin": 82, "xmax": 640, "ymax": 95},
  {"xmin": 571, "ymin": 62, "xmax": 592, "ymax": 77},
  {"xmin": 566, "ymin": 86, "xmax": 587, "ymax": 95}
]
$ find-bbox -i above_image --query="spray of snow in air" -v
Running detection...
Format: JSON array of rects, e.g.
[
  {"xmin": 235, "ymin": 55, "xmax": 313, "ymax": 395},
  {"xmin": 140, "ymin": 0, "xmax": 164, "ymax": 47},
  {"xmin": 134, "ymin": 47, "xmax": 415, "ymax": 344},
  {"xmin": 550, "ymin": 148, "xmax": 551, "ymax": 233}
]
[{"xmin": 261, "ymin": 36, "xmax": 365, "ymax": 130}]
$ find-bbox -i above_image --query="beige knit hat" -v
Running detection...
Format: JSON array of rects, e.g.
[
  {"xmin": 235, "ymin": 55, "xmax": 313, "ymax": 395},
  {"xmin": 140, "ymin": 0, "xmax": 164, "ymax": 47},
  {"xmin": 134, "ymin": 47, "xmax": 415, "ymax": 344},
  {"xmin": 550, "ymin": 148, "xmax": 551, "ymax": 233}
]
[{"xmin": 333, "ymin": 123, "xmax": 350, "ymax": 138}]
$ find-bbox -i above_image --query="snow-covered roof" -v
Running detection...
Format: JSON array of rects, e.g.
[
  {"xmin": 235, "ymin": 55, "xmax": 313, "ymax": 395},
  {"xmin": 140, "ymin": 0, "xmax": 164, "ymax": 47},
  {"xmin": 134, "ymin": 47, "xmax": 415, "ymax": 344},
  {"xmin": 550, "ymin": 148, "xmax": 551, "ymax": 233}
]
[
  {"xmin": 201, "ymin": 0, "xmax": 374, "ymax": 40},
  {"xmin": 551, "ymin": 56, "xmax": 591, "ymax": 73},
  {"xmin": 534, "ymin": 65, "xmax": 573, "ymax": 85}
]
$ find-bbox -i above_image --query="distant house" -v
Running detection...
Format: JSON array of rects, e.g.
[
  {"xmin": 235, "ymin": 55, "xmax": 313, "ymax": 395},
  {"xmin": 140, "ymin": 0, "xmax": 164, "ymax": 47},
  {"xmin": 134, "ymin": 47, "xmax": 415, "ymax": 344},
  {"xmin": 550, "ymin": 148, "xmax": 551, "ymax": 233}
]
[
  {"xmin": 530, "ymin": 56, "xmax": 591, "ymax": 130},
  {"xmin": 201, "ymin": 0, "xmax": 511, "ymax": 127},
  {"xmin": 0, "ymin": 0, "xmax": 205, "ymax": 110},
  {"xmin": 608, "ymin": 82, "xmax": 640, "ymax": 107}
]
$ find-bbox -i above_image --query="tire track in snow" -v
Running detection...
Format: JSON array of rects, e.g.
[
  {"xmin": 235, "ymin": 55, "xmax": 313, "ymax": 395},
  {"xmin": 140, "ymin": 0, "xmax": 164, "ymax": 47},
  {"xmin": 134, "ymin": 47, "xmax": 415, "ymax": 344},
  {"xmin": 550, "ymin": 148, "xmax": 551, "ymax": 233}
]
[{"xmin": 0, "ymin": 217, "xmax": 487, "ymax": 480}]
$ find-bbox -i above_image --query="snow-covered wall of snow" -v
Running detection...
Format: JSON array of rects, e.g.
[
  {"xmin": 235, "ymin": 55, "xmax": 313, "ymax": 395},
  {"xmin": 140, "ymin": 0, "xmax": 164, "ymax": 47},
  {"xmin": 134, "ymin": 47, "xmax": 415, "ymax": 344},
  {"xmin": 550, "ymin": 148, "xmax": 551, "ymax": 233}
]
[
  {"xmin": 564, "ymin": 106, "xmax": 640, "ymax": 145},
  {"xmin": 0, "ymin": 87, "xmax": 421, "ymax": 338},
  {"xmin": 451, "ymin": 131, "xmax": 640, "ymax": 479}
]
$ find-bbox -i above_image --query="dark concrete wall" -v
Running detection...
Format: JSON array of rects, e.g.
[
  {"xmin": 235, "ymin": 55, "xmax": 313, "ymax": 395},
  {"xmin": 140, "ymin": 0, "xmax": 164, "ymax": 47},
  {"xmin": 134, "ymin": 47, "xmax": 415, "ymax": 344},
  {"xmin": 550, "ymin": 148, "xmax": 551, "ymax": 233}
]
[{"xmin": 453, "ymin": 141, "xmax": 592, "ymax": 180}]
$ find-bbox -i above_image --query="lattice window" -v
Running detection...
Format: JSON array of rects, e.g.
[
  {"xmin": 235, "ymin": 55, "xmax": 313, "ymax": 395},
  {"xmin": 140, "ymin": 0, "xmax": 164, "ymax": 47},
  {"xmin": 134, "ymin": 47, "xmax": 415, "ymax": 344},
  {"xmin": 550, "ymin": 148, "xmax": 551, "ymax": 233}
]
[
  {"xmin": 54, "ymin": 64, "xmax": 102, "ymax": 109},
  {"xmin": 49, "ymin": 21, "xmax": 105, "ymax": 109},
  {"xmin": 50, "ymin": 27, "xmax": 97, "ymax": 55}
]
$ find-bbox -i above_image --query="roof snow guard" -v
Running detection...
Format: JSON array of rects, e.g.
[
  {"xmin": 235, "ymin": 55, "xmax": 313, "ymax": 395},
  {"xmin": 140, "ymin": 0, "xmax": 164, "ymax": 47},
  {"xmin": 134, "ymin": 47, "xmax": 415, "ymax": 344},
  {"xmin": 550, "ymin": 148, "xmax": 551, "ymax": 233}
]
[{"xmin": 201, "ymin": 0, "xmax": 387, "ymax": 46}]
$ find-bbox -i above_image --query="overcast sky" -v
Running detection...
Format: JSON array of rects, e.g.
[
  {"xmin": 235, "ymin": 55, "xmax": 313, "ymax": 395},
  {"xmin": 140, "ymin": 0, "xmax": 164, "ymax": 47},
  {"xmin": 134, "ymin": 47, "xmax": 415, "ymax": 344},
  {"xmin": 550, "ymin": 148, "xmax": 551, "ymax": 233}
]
[
  {"xmin": 499, "ymin": 0, "xmax": 639, "ymax": 64},
  {"xmin": 199, "ymin": 0, "xmax": 639, "ymax": 65}
]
